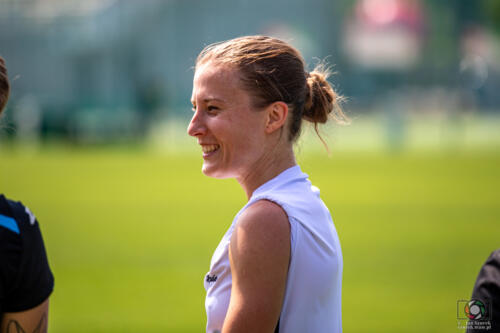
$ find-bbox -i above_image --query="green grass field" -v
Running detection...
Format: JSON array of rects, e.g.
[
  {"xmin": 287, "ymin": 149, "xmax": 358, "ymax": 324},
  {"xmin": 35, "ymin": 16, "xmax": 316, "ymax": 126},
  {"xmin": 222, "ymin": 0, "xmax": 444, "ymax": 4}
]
[{"xmin": 1, "ymin": 145, "xmax": 499, "ymax": 332}]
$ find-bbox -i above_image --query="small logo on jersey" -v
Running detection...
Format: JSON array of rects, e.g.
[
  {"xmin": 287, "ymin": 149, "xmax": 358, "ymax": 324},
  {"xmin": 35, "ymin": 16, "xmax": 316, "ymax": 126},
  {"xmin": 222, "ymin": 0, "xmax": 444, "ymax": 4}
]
[
  {"xmin": 25, "ymin": 206, "xmax": 36, "ymax": 225},
  {"xmin": 206, "ymin": 274, "xmax": 218, "ymax": 283}
]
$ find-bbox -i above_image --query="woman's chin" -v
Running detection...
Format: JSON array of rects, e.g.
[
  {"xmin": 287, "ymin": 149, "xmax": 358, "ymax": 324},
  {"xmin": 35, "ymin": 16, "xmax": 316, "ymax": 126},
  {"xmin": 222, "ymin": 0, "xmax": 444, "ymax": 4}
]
[
  {"xmin": 201, "ymin": 163, "xmax": 218, "ymax": 178},
  {"xmin": 202, "ymin": 164, "xmax": 231, "ymax": 179}
]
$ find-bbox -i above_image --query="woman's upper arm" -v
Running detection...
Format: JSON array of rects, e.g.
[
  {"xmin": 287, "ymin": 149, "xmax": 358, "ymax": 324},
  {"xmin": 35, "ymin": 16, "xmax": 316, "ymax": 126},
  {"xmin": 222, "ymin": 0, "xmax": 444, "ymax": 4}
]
[
  {"xmin": 223, "ymin": 200, "xmax": 290, "ymax": 333},
  {"xmin": 1, "ymin": 298, "xmax": 49, "ymax": 333}
]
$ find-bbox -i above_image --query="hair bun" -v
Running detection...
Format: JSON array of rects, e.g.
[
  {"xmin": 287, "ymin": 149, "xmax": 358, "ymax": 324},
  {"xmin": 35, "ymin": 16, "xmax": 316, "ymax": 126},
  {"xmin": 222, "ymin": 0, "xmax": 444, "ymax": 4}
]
[{"xmin": 303, "ymin": 69, "xmax": 336, "ymax": 124}]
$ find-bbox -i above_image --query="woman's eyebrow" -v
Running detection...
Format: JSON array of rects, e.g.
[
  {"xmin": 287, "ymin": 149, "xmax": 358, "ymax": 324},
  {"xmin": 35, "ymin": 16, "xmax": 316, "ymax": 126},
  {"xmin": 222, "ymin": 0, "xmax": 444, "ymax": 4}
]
[
  {"xmin": 191, "ymin": 97, "xmax": 226, "ymax": 106},
  {"xmin": 203, "ymin": 97, "xmax": 225, "ymax": 103}
]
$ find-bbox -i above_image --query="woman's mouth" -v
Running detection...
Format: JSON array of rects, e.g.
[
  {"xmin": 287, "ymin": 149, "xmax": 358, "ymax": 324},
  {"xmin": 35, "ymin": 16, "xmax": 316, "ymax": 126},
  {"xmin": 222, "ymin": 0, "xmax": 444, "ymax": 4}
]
[{"xmin": 201, "ymin": 144, "xmax": 220, "ymax": 156}]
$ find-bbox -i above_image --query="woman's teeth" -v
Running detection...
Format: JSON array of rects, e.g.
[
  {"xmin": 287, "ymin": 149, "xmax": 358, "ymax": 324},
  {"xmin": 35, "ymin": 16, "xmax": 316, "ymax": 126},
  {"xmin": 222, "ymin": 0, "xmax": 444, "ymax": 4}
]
[{"xmin": 202, "ymin": 144, "xmax": 220, "ymax": 153}]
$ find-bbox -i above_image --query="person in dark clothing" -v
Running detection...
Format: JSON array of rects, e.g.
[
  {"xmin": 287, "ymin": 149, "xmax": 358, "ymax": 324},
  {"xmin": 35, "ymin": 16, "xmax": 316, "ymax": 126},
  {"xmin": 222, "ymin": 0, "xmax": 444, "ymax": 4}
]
[
  {"xmin": 0, "ymin": 56, "xmax": 54, "ymax": 333},
  {"xmin": 467, "ymin": 249, "xmax": 500, "ymax": 333}
]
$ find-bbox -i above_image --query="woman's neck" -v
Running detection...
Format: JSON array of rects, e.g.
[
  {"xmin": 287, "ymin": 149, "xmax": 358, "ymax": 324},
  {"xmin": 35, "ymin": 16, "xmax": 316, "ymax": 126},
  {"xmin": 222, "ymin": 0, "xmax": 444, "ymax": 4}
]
[{"xmin": 237, "ymin": 145, "xmax": 296, "ymax": 200}]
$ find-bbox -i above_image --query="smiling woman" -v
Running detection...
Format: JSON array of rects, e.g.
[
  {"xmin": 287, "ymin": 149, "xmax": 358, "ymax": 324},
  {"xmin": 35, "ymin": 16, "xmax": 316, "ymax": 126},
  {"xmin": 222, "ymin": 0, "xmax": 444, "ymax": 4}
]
[
  {"xmin": 189, "ymin": 62, "xmax": 267, "ymax": 183},
  {"xmin": 188, "ymin": 36, "xmax": 348, "ymax": 333}
]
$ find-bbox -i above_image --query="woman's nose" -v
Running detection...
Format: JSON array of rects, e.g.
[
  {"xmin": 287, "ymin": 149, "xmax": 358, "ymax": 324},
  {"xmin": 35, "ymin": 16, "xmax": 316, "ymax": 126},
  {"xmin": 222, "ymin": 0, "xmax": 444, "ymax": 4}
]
[{"xmin": 187, "ymin": 110, "xmax": 206, "ymax": 137}]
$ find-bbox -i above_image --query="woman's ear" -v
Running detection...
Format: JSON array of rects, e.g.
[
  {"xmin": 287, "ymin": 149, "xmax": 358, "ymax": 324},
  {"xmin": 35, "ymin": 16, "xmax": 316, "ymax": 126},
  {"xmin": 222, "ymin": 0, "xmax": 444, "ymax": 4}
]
[{"xmin": 265, "ymin": 102, "xmax": 288, "ymax": 134}]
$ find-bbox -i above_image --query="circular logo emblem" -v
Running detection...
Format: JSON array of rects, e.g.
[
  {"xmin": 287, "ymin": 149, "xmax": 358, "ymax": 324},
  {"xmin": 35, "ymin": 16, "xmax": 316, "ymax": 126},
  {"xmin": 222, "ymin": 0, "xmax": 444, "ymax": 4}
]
[{"xmin": 465, "ymin": 299, "xmax": 486, "ymax": 320}]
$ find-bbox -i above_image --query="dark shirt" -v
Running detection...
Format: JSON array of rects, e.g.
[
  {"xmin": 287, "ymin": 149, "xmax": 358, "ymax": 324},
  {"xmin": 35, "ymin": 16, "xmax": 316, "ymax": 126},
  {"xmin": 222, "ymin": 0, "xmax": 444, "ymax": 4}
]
[
  {"xmin": 468, "ymin": 249, "xmax": 500, "ymax": 333},
  {"xmin": 0, "ymin": 194, "xmax": 54, "ymax": 316}
]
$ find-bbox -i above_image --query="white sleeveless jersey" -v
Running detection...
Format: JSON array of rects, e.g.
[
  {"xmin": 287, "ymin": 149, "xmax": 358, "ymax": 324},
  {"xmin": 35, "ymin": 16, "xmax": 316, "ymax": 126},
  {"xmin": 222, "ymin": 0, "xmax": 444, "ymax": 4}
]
[{"xmin": 204, "ymin": 165, "xmax": 343, "ymax": 333}]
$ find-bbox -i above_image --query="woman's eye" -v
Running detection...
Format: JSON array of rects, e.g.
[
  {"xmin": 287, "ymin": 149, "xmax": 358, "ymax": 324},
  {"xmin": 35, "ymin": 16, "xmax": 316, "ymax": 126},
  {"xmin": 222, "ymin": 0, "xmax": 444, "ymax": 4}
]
[{"xmin": 207, "ymin": 106, "xmax": 219, "ymax": 113}]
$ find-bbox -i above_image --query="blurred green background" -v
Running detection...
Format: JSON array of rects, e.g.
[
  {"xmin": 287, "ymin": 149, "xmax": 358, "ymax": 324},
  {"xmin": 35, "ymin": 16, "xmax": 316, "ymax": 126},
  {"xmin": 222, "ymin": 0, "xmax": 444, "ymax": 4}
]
[
  {"xmin": 2, "ymin": 143, "xmax": 499, "ymax": 332},
  {"xmin": 1, "ymin": 0, "xmax": 500, "ymax": 332}
]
